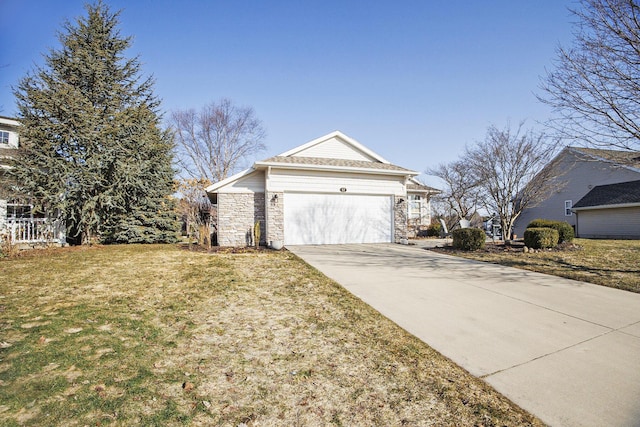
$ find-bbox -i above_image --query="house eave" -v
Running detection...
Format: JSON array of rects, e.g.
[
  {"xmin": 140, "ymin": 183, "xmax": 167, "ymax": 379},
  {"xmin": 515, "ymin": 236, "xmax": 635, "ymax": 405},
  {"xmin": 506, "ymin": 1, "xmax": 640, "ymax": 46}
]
[
  {"xmin": 0, "ymin": 117, "xmax": 21, "ymax": 127},
  {"xmin": 253, "ymin": 161, "xmax": 418, "ymax": 177},
  {"xmin": 205, "ymin": 167, "xmax": 256, "ymax": 194},
  {"xmin": 573, "ymin": 202, "xmax": 640, "ymax": 211},
  {"xmin": 407, "ymin": 188, "xmax": 441, "ymax": 195}
]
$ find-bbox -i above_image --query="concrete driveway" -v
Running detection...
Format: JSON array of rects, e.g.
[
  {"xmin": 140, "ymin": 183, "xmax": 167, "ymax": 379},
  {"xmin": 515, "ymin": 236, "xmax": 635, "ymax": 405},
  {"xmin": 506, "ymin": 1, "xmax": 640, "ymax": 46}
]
[{"xmin": 287, "ymin": 243, "xmax": 640, "ymax": 427}]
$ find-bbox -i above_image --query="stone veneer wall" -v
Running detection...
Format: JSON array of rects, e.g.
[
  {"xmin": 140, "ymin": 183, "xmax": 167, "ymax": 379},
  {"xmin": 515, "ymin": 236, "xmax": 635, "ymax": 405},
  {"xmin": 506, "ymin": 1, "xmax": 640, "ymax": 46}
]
[
  {"xmin": 266, "ymin": 191, "xmax": 284, "ymax": 245},
  {"xmin": 394, "ymin": 195, "xmax": 408, "ymax": 243},
  {"xmin": 217, "ymin": 192, "xmax": 265, "ymax": 247},
  {"xmin": 0, "ymin": 199, "xmax": 6, "ymax": 229}
]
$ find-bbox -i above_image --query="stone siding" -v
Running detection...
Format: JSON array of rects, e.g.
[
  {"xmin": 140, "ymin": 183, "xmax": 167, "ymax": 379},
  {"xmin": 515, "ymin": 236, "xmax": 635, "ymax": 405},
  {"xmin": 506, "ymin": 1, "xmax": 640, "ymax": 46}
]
[
  {"xmin": 217, "ymin": 192, "xmax": 265, "ymax": 247},
  {"xmin": 394, "ymin": 195, "xmax": 408, "ymax": 243},
  {"xmin": 266, "ymin": 191, "xmax": 284, "ymax": 245},
  {"xmin": 0, "ymin": 199, "xmax": 6, "ymax": 229}
]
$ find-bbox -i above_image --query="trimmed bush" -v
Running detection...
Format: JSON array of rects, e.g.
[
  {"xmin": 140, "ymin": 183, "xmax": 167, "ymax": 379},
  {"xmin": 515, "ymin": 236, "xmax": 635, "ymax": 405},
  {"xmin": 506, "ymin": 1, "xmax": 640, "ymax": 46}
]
[
  {"xmin": 426, "ymin": 222, "xmax": 442, "ymax": 237},
  {"xmin": 452, "ymin": 228, "xmax": 486, "ymax": 251},
  {"xmin": 526, "ymin": 219, "xmax": 574, "ymax": 243},
  {"xmin": 524, "ymin": 227, "xmax": 559, "ymax": 249}
]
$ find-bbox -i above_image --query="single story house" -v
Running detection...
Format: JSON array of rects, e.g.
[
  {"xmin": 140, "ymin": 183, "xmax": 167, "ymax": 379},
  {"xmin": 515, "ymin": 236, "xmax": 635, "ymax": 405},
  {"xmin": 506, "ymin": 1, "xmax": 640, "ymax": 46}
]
[
  {"xmin": 206, "ymin": 131, "xmax": 438, "ymax": 246},
  {"xmin": 572, "ymin": 180, "xmax": 640, "ymax": 239}
]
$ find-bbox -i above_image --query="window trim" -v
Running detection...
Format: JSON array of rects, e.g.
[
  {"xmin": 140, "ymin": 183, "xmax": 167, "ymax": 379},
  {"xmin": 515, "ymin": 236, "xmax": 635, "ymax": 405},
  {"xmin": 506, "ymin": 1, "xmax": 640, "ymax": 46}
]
[
  {"xmin": 564, "ymin": 200, "xmax": 572, "ymax": 216},
  {"xmin": 0, "ymin": 130, "xmax": 10, "ymax": 145},
  {"xmin": 408, "ymin": 194, "xmax": 422, "ymax": 220}
]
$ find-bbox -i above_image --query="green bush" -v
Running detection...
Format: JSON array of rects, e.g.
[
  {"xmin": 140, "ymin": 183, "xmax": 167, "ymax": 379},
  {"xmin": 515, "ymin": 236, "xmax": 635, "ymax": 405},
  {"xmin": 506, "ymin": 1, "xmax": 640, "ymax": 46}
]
[
  {"xmin": 452, "ymin": 228, "xmax": 486, "ymax": 251},
  {"xmin": 426, "ymin": 222, "xmax": 442, "ymax": 237},
  {"xmin": 526, "ymin": 219, "xmax": 574, "ymax": 243},
  {"xmin": 524, "ymin": 227, "xmax": 559, "ymax": 249}
]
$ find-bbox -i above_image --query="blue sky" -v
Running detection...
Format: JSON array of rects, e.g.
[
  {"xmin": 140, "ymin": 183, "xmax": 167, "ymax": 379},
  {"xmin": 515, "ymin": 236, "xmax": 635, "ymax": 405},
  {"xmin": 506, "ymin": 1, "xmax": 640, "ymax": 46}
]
[{"xmin": 0, "ymin": 0, "xmax": 575, "ymax": 186}]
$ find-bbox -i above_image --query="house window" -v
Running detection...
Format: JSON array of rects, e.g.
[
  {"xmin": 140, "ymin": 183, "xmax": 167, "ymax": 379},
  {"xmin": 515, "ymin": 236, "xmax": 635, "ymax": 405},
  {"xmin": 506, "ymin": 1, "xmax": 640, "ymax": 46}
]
[
  {"xmin": 7, "ymin": 204, "xmax": 32, "ymax": 219},
  {"xmin": 0, "ymin": 131, "xmax": 9, "ymax": 145},
  {"xmin": 6, "ymin": 203, "xmax": 43, "ymax": 219},
  {"xmin": 565, "ymin": 200, "xmax": 572, "ymax": 216},
  {"xmin": 408, "ymin": 194, "xmax": 422, "ymax": 219}
]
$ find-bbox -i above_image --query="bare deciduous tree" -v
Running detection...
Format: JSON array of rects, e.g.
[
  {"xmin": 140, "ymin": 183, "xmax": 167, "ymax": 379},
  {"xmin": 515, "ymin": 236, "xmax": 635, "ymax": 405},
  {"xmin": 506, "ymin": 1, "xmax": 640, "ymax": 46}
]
[
  {"xmin": 170, "ymin": 98, "xmax": 266, "ymax": 182},
  {"xmin": 539, "ymin": 0, "xmax": 640, "ymax": 151},
  {"xmin": 464, "ymin": 122, "xmax": 561, "ymax": 240},
  {"xmin": 427, "ymin": 160, "xmax": 481, "ymax": 230},
  {"xmin": 176, "ymin": 178, "xmax": 216, "ymax": 247}
]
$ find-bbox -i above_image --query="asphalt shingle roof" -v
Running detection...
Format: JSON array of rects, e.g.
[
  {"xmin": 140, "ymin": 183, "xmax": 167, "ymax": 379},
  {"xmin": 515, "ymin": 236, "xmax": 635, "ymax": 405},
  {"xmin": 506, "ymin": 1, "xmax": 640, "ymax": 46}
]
[
  {"xmin": 570, "ymin": 147, "xmax": 640, "ymax": 169},
  {"xmin": 258, "ymin": 156, "xmax": 416, "ymax": 173},
  {"xmin": 573, "ymin": 180, "xmax": 640, "ymax": 208},
  {"xmin": 407, "ymin": 182, "xmax": 440, "ymax": 193}
]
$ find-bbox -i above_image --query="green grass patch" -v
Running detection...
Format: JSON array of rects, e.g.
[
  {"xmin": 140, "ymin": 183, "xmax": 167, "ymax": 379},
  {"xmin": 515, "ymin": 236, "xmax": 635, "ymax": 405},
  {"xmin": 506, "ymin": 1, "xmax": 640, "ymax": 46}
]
[
  {"xmin": 434, "ymin": 238, "xmax": 640, "ymax": 293},
  {"xmin": 0, "ymin": 244, "xmax": 542, "ymax": 426}
]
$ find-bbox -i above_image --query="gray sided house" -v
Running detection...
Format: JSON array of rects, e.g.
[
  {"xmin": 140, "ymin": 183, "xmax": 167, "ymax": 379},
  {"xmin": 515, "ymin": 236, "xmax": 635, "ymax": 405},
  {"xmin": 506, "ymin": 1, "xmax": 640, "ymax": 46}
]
[
  {"xmin": 572, "ymin": 180, "xmax": 640, "ymax": 239},
  {"xmin": 206, "ymin": 131, "xmax": 439, "ymax": 247},
  {"xmin": 514, "ymin": 147, "xmax": 640, "ymax": 238}
]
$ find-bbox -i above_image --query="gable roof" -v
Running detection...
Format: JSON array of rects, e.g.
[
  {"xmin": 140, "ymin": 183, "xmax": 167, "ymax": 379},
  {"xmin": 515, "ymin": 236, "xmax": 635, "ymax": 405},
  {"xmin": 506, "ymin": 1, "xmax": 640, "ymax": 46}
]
[
  {"xmin": 206, "ymin": 131, "xmax": 419, "ymax": 193},
  {"xmin": 573, "ymin": 180, "xmax": 640, "ymax": 210},
  {"xmin": 277, "ymin": 130, "xmax": 389, "ymax": 163},
  {"xmin": 568, "ymin": 146, "xmax": 640, "ymax": 171}
]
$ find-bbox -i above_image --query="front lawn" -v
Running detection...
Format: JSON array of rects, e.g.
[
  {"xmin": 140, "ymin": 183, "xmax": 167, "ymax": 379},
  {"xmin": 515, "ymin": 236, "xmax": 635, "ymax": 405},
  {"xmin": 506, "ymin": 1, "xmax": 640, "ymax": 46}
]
[
  {"xmin": 0, "ymin": 244, "xmax": 541, "ymax": 426},
  {"xmin": 431, "ymin": 238, "xmax": 640, "ymax": 293}
]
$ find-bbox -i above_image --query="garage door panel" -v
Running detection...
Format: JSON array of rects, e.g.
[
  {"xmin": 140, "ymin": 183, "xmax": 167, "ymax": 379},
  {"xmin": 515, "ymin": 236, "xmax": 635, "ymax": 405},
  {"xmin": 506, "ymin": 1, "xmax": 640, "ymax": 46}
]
[{"xmin": 284, "ymin": 193, "xmax": 392, "ymax": 245}]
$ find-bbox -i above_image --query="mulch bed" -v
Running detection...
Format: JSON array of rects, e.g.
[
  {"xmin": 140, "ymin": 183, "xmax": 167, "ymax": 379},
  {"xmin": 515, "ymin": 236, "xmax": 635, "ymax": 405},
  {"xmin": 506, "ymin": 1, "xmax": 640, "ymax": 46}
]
[{"xmin": 430, "ymin": 241, "xmax": 583, "ymax": 254}]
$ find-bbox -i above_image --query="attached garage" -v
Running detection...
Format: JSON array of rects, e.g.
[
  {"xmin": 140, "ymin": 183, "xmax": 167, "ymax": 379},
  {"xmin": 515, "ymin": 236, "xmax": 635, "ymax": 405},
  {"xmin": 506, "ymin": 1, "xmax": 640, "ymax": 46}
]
[
  {"xmin": 573, "ymin": 180, "xmax": 640, "ymax": 239},
  {"xmin": 283, "ymin": 193, "xmax": 393, "ymax": 245},
  {"xmin": 206, "ymin": 131, "xmax": 438, "ymax": 247}
]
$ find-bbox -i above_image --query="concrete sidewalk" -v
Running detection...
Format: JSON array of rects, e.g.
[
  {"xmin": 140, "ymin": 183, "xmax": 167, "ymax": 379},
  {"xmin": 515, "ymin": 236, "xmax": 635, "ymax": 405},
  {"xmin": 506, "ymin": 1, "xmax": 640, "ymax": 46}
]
[{"xmin": 287, "ymin": 243, "xmax": 640, "ymax": 427}]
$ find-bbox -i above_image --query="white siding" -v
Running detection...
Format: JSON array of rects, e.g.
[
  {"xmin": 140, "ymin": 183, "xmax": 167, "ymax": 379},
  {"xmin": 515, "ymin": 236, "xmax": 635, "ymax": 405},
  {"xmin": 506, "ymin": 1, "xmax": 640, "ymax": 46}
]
[
  {"xmin": 576, "ymin": 207, "xmax": 640, "ymax": 239},
  {"xmin": 266, "ymin": 169, "xmax": 405, "ymax": 196},
  {"xmin": 218, "ymin": 170, "xmax": 265, "ymax": 193},
  {"xmin": 292, "ymin": 136, "xmax": 376, "ymax": 161},
  {"xmin": 0, "ymin": 118, "xmax": 20, "ymax": 148}
]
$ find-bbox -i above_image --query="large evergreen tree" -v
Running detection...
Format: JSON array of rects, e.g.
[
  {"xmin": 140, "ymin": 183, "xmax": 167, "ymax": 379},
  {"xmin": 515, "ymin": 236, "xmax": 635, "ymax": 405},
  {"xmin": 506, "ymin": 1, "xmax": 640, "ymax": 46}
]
[{"xmin": 13, "ymin": 1, "xmax": 179, "ymax": 244}]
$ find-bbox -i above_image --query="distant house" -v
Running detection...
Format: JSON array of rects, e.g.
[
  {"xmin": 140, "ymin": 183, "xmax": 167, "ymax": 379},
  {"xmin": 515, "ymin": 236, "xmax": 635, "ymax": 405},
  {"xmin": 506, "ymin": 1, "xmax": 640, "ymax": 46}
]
[
  {"xmin": 514, "ymin": 146, "xmax": 640, "ymax": 238},
  {"xmin": 206, "ymin": 131, "xmax": 439, "ymax": 247},
  {"xmin": 0, "ymin": 116, "xmax": 65, "ymax": 246},
  {"xmin": 572, "ymin": 180, "xmax": 640, "ymax": 239}
]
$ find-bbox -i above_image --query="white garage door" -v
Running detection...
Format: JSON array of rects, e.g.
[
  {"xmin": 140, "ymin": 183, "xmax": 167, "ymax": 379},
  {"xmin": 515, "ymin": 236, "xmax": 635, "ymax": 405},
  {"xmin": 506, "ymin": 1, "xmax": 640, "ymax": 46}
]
[{"xmin": 283, "ymin": 193, "xmax": 393, "ymax": 245}]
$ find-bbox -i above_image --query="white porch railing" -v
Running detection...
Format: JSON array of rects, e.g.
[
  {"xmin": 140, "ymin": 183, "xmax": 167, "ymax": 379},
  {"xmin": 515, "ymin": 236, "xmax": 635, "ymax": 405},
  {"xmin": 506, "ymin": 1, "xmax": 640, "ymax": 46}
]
[{"xmin": 4, "ymin": 218, "xmax": 66, "ymax": 244}]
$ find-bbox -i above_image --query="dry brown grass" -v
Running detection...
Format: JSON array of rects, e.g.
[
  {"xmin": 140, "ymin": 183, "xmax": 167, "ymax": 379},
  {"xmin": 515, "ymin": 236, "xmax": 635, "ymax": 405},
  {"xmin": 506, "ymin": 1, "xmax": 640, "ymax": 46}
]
[
  {"xmin": 432, "ymin": 238, "xmax": 640, "ymax": 293},
  {"xmin": 0, "ymin": 244, "xmax": 543, "ymax": 426}
]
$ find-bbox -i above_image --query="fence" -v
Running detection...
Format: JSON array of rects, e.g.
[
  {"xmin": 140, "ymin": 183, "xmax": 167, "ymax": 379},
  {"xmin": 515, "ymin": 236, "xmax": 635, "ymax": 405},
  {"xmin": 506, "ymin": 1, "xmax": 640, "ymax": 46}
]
[{"xmin": 4, "ymin": 218, "xmax": 65, "ymax": 245}]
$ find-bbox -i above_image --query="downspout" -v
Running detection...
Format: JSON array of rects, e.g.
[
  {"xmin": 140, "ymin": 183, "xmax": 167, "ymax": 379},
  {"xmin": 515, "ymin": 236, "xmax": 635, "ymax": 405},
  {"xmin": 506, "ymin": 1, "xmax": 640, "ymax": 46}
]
[{"xmin": 265, "ymin": 166, "xmax": 271, "ymax": 245}]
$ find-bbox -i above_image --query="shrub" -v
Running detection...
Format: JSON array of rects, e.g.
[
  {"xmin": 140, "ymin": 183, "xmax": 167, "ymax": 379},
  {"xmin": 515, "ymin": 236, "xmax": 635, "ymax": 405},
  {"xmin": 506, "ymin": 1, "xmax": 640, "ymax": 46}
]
[
  {"xmin": 426, "ymin": 222, "xmax": 442, "ymax": 237},
  {"xmin": 452, "ymin": 228, "xmax": 486, "ymax": 251},
  {"xmin": 524, "ymin": 227, "xmax": 559, "ymax": 249},
  {"xmin": 526, "ymin": 219, "xmax": 574, "ymax": 243}
]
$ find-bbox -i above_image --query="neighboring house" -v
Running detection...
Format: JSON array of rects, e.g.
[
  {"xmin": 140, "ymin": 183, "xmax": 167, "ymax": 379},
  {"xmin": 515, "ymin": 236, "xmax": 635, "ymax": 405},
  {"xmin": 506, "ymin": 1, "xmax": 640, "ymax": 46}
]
[
  {"xmin": 0, "ymin": 116, "xmax": 65, "ymax": 246},
  {"xmin": 572, "ymin": 180, "xmax": 640, "ymax": 239},
  {"xmin": 514, "ymin": 146, "xmax": 640, "ymax": 238},
  {"xmin": 206, "ymin": 131, "xmax": 439, "ymax": 246}
]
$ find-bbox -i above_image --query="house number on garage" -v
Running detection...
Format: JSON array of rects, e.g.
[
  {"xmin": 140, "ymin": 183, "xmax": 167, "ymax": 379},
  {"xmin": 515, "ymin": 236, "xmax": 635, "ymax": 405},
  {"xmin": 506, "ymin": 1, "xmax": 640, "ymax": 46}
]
[{"xmin": 340, "ymin": 187, "xmax": 347, "ymax": 192}]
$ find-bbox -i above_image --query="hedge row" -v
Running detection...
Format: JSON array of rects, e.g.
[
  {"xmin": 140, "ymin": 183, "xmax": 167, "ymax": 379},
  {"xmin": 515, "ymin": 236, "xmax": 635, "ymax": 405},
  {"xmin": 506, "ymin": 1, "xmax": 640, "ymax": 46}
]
[{"xmin": 526, "ymin": 219, "xmax": 574, "ymax": 243}]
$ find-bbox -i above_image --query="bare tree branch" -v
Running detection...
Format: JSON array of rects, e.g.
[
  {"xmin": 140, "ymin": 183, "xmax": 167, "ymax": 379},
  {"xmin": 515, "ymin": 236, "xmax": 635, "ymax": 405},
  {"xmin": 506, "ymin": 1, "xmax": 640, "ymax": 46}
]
[
  {"xmin": 464, "ymin": 122, "xmax": 562, "ymax": 240},
  {"xmin": 539, "ymin": 0, "xmax": 640, "ymax": 150},
  {"xmin": 169, "ymin": 98, "xmax": 266, "ymax": 182},
  {"xmin": 427, "ymin": 160, "xmax": 481, "ymax": 230}
]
